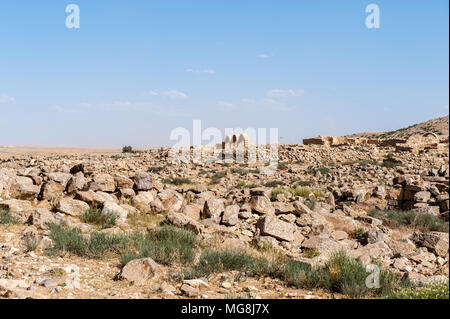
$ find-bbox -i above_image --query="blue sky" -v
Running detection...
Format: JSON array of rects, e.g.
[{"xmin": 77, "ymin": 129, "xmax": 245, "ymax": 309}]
[{"xmin": 0, "ymin": 0, "xmax": 448, "ymax": 147}]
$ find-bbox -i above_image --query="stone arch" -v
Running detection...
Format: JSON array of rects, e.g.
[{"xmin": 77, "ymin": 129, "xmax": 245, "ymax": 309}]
[{"xmin": 422, "ymin": 132, "xmax": 439, "ymax": 140}]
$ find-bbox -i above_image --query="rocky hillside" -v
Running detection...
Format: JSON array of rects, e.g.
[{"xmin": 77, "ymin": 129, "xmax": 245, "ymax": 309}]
[{"xmin": 347, "ymin": 115, "xmax": 449, "ymax": 140}]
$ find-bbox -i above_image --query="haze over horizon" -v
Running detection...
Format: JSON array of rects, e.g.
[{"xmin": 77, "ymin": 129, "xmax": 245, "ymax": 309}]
[{"xmin": 1, "ymin": 0, "xmax": 449, "ymax": 148}]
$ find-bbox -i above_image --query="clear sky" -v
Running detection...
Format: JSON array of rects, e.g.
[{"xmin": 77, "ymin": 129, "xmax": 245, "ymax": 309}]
[{"xmin": 0, "ymin": 0, "xmax": 448, "ymax": 148}]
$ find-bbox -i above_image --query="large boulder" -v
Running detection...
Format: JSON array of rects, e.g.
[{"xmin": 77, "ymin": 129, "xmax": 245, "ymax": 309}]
[
  {"xmin": 273, "ymin": 202, "xmax": 296, "ymax": 214},
  {"xmin": 113, "ymin": 174, "xmax": 134, "ymax": 189},
  {"xmin": 293, "ymin": 201, "xmax": 313, "ymax": 216},
  {"xmin": 117, "ymin": 258, "xmax": 160, "ymax": 285},
  {"xmin": 56, "ymin": 198, "xmax": 89, "ymax": 216},
  {"xmin": 28, "ymin": 208, "xmax": 56, "ymax": 230},
  {"xmin": 47, "ymin": 172, "xmax": 72, "ymax": 188},
  {"xmin": 133, "ymin": 173, "xmax": 153, "ymax": 191},
  {"xmin": 158, "ymin": 189, "xmax": 184, "ymax": 212},
  {"xmin": 181, "ymin": 204, "xmax": 202, "ymax": 221},
  {"xmin": 66, "ymin": 172, "xmax": 85, "ymax": 194},
  {"xmin": 249, "ymin": 196, "xmax": 275, "ymax": 215},
  {"xmin": 74, "ymin": 190, "xmax": 116, "ymax": 207},
  {"xmin": 202, "ymin": 198, "xmax": 225, "ymax": 219},
  {"xmin": 10, "ymin": 177, "xmax": 40, "ymax": 200},
  {"xmin": 0, "ymin": 199, "xmax": 33, "ymax": 222},
  {"xmin": 102, "ymin": 201, "xmax": 128, "ymax": 222},
  {"xmin": 133, "ymin": 191, "xmax": 155, "ymax": 206},
  {"xmin": 257, "ymin": 215, "xmax": 294, "ymax": 242},
  {"xmin": 414, "ymin": 191, "xmax": 431, "ymax": 203},
  {"xmin": 412, "ymin": 232, "xmax": 449, "ymax": 257},
  {"xmin": 222, "ymin": 205, "xmax": 239, "ymax": 226},
  {"xmin": 40, "ymin": 180, "xmax": 64, "ymax": 201},
  {"xmin": 93, "ymin": 174, "xmax": 116, "ymax": 192},
  {"xmin": 167, "ymin": 211, "xmax": 203, "ymax": 234}
]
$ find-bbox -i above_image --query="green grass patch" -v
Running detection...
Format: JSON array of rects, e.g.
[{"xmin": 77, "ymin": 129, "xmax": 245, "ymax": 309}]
[
  {"xmin": 163, "ymin": 178, "xmax": 194, "ymax": 186},
  {"xmin": 265, "ymin": 180, "xmax": 284, "ymax": 188},
  {"xmin": 46, "ymin": 223, "xmax": 198, "ymax": 266},
  {"xmin": 209, "ymin": 171, "xmax": 227, "ymax": 185},
  {"xmin": 236, "ymin": 181, "xmax": 258, "ymax": 189},
  {"xmin": 386, "ymin": 283, "xmax": 449, "ymax": 299},
  {"xmin": 317, "ymin": 167, "xmax": 330, "ymax": 175},
  {"xmin": 180, "ymin": 249, "xmax": 408, "ymax": 298},
  {"xmin": 270, "ymin": 187, "xmax": 289, "ymax": 201},
  {"xmin": 288, "ymin": 186, "xmax": 312, "ymax": 198},
  {"xmin": 304, "ymin": 197, "xmax": 317, "ymax": 210},
  {"xmin": 291, "ymin": 179, "xmax": 312, "ymax": 187},
  {"xmin": 368, "ymin": 209, "xmax": 448, "ymax": 233},
  {"xmin": 303, "ymin": 248, "xmax": 320, "ymax": 258},
  {"xmin": 231, "ymin": 168, "xmax": 260, "ymax": 176},
  {"xmin": 120, "ymin": 226, "xmax": 198, "ymax": 266},
  {"xmin": 0, "ymin": 209, "xmax": 20, "ymax": 225},
  {"xmin": 148, "ymin": 166, "xmax": 167, "ymax": 173},
  {"xmin": 23, "ymin": 235, "xmax": 40, "ymax": 253},
  {"xmin": 81, "ymin": 209, "xmax": 118, "ymax": 229}
]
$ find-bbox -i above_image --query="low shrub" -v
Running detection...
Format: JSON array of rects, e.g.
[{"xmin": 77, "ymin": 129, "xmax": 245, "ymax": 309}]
[
  {"xmin": 386, "ymin": 283, "xmax": 449, "ymax": 299},
  {"xmin": 81, "ymin": 209, "xmax": 118, "ymax": 229},
  {"xmin": 368, "ymin": 209, "xmax": 448, "ymax": 233},
  {"xmin": 46, "ymin": 223, "xmax": 198, "ymax": 266},
  {"xmin": 0, "ymin": 209, "xmax": 19, "ymax": 225},
  {"xmin": 181, "ymin": 249, "xmax": 407, "ymax": 298},
  {"xmin": 163, "ymin": 178, "xmax": 194, "ymax": 186}
]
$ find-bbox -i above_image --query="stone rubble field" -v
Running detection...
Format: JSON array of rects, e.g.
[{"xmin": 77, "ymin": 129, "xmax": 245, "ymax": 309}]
[{"xmin": 0, "ymin": 139, "xmax": 449, "ymax": 299}]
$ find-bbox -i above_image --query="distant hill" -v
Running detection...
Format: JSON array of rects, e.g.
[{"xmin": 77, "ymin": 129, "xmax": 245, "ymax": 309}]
[{"xmin": 346, "ymin": 115, "xmax": 449, "ymax": 139}]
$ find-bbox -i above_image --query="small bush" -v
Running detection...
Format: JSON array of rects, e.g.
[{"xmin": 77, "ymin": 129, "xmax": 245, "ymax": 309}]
[
  {"xmin": 46, "ymin": 223, "xmax": 127, "ymax": 258},
  {"xmin": 122, "ymin": 146, "xmax": 135, "ymax": 153},
  {"xmin": 270, "ymin": 188, "xmax": 288, "ymax": 201},
  {"xmin": 353, "ymin": 228, "xmax": 365, "ymax": 240},
  {"xmin": 164, "ymin": 178, "xmax": 193, "ymax": 186},
  {"xmin": 387, "ymin": 283, "xmax": 449, "ymax": 299},
  {"xmin": 0, "ymin": 209, "xmax": 20, "ymax": 225},
  {"xmin": 121, "ymin": 226, "xmax": 198, "ymax": 266},
  {"xmin": 46, "ymin": 223, "xmax": 198, "ymax": 266},
  {"xmin": 265, "ymin": 180, "xmax": 284, "ymax": 188},
  {"xmin": 291, "ymin": 179, "xmax": 311, "ymax": 187},
  {"xmin": 304, "ymin": 197, "xmax": 317, "ymax": 211},
  {"xmin": 380, "ymin": 154, "xmax": 403, "ymax": 169},
  {"xmin": 317, "ymin": 167, "xmax": 330, "ymax": 175},
  {"xmin": 209, "ymin": 171, "xmax": 227, "ymax": 185},
  {"xmin": 81, "ymin": 209, "xmax": 118, "ymax": 229},
  {"xmin": 236, "ymin": 181, "xmax": 257, "ymax": 189},
  {"xmin": 148, "ymin": 166, "xmax": 166, "ymax": 173},
  {"xmin": 277, "ymin": 162, "xmax": 288, "ymax": 170},
  {"xmin": 183, "ymin": 249, "xmax": 276, "ymax": 280},
  {"xmin": 358, "ymin": 159, "xmax": 378, "ymax": 167},
  {"xmin": 312, "ymin": 189, "xmax": 325, "ymax": 198},
  {"xmin": 303, "ymin": 248, "xmax": 320, "ymax": 258},
  {"xmin": 181, "ymin": 249, "xmax": 407, "ymax": 298},
  {"xmin": 368, "ymin": 209, "xmax": 449, "ymax": 233},
  {"xmin": 231, "ymin": 168, "xmax": 259, "ymax": 176},
  {"xmin": 23, "ymin": 235, "xmax": 40, "ymax": 252},
  {"xmin": 289, "ymin": 186, "xmax": 311, "ymax": 198}
]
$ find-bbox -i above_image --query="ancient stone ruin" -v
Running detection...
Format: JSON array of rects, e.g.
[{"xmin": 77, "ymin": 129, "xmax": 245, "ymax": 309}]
[{"xmin": 303, "ymin": 133, "xmax": 449, "ymax": 154}]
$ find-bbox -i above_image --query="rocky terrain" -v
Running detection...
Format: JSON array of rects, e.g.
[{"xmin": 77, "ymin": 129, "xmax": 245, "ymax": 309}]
[
  {"xmin": 0, "ymin": 122, "xmax": 449, "ymax": 299},
  {"xmin": 346, "ymin": 115, "xmax": 449, "ymax": 139}
]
